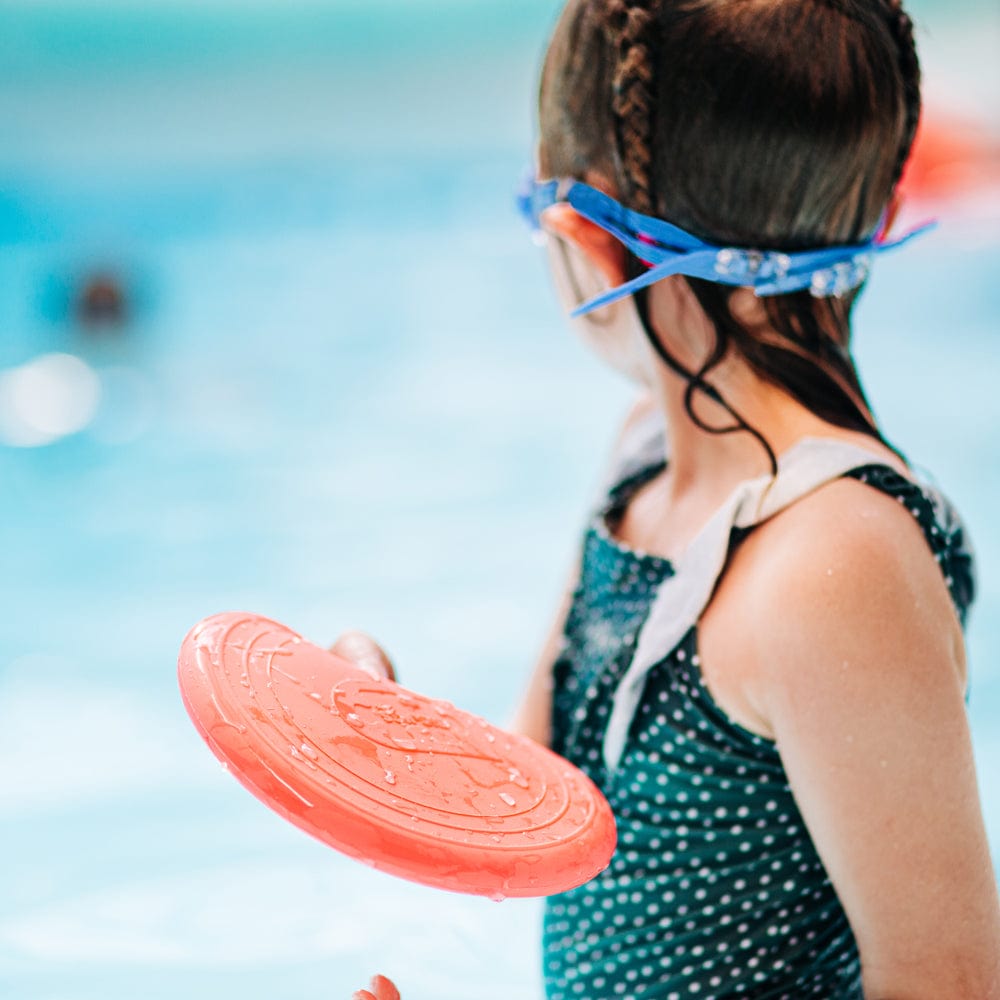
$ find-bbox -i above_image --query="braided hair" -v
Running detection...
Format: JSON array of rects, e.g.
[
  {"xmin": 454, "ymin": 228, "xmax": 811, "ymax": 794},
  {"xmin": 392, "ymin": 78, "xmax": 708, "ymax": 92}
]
[
  {"xmin": 539, "ymin": 0, "xmax": 924, "ymax": 469},
  {"xmin": 606, "ymin": 0, "xmax": 660, "ymax": 215}
]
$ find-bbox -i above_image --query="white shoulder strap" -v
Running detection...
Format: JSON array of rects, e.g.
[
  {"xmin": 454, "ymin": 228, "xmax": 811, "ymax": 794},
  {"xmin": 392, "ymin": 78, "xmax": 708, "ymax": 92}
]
[{"xmin": 601, "ymin": 436, "xmax": 897, "ymax": 772}]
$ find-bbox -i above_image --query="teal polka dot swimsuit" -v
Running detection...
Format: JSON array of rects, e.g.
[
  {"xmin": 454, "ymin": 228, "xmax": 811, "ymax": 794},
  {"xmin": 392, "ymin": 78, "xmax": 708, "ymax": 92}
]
[{"xmin": 543, "ymin": 452, "xmax": 975, "ymax": 1000}]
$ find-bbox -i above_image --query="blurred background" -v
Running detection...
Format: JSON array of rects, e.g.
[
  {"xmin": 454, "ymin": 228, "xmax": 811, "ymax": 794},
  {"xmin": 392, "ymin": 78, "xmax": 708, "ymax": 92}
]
[{"xmin": 0, "ymin": 1, "xmax": 997, "ymax": 998}]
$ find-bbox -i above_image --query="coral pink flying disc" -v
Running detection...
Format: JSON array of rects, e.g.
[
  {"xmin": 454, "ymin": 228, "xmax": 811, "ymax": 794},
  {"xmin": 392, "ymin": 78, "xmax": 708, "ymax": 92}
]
[{"xmin": 178, "ymin": 612, "xmax": 617, "ymax": 899}]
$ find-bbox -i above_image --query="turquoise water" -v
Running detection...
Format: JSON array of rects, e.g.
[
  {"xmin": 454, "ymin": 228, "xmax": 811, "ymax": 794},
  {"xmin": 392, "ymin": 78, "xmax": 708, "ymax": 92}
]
[{"xmin": 1, "ymin": 3, "xmax": 998, "ymax": 999}]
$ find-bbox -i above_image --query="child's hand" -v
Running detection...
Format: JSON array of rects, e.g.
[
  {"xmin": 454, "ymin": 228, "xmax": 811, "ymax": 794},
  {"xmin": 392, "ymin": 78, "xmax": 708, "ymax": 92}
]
[
  {"xmin": 329, "ymin": 630, "xmax": 397, "ymax": 683},
  {"xmin": 351, "ymin": 974, "xmax": 401, "ymax": 1000}
]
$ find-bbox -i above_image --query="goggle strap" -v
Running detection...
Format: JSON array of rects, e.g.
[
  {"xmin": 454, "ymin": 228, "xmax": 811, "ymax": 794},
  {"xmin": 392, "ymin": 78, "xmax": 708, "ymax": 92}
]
[{"xmin": 522, "ymin": 174, "xmax": 938, "ymax": 315}]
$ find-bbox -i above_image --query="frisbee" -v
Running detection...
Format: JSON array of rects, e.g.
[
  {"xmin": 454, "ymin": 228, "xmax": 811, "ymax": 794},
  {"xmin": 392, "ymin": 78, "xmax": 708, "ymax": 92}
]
[{"xmin": 178, "ymin": 612, "xmax": 617, "ymax": 899}]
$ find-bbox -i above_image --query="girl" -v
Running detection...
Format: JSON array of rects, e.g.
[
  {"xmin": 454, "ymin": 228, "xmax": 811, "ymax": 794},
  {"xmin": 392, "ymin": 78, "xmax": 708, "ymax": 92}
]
[{"xmin": 352, "ymin": 0, "xmax": 1000, "ymax": 996}]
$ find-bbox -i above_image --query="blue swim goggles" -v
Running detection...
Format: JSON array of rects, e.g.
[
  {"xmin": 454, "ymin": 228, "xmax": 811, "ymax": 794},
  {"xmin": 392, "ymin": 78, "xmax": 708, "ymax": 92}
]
[{"xmin": 516, "ymin": 172, "xmax": 935, "ymax": 317}]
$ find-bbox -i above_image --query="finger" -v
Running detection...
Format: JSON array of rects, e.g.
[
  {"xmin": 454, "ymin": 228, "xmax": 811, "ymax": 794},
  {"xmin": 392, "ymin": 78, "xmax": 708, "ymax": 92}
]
[
  {"xmin": 351, "ymin": 992, "xmax": 376, "ymax": 1000},
  {"xmin": 371, "ymin": 975, "xmax": 401, "ymax": 1000},
  {"xmin": 329, "ymin": 631, "xmax": 397, "ymax": 682}
]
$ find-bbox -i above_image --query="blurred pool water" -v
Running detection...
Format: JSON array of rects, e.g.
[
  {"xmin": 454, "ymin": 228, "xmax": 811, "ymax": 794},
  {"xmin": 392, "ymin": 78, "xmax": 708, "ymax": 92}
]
[{"xmin": 1, "ymin": 2, "xmax": 998, "ymax": 999}]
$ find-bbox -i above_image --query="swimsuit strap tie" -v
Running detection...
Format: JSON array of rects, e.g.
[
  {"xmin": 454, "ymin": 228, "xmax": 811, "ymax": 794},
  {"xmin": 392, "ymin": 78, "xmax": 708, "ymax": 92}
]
[{"xmin": 601, "ymin": 437, "xmax": 903, "ymax": 773}]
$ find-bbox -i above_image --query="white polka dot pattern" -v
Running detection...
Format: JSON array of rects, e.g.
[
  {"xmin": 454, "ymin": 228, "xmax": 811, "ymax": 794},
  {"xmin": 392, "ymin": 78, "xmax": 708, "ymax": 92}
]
[{"xmin": 542, "ymin": 462, "xmax": 974, "ymax": 999}]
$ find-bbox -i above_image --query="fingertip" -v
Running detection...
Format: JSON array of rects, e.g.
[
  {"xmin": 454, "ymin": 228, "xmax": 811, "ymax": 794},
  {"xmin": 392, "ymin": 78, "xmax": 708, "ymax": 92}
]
[
  {"xmin": 371, "ymin": 975, "xmax": 401, "ymax": 1000},
  {"xmin": 329, "ymin": 632, "xmax": 396, "ymax": 683},
  {"xmin": 355, "ymin": 659, "xmax": 386, "ymax": 681}
]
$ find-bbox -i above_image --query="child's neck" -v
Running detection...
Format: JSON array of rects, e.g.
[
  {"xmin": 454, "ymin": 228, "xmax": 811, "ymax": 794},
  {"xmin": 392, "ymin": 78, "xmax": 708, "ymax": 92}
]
[{"xmin": 648, "ymin": 358, "xmax": 862, "ymax": 506}]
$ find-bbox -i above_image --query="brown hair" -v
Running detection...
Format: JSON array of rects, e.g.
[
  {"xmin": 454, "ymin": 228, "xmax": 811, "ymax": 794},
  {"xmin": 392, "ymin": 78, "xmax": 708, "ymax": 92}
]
[{"xmin": 539, "ymin": 0, "xmax": 921, "ymax": 462}]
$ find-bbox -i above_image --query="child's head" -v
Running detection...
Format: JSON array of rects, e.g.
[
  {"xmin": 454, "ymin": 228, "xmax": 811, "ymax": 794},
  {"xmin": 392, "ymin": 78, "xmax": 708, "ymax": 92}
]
[{"xmin": 536, "ymin": 0, "xmax": 921, "ymax": 441}]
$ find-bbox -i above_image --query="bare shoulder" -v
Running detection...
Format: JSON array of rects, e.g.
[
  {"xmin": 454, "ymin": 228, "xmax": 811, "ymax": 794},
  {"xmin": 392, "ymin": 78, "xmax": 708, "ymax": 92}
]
[
  {"xmin": 736, "ymin": 472, "xmax": 967, "ymax": 718},
  {"xmin": 760, "ymin": 471, "xmax": 934, "ymax": 564},
  {"xmin": 721, "ymin": 476, "xmax": 1000, "ymax": 997},
  {"xmin": 595, "ymin": 390, "xmax": 661, "ymax": 492},
  {"xmin": 617, "ymin": 389, "xmax": 657, "ymax": 438}
]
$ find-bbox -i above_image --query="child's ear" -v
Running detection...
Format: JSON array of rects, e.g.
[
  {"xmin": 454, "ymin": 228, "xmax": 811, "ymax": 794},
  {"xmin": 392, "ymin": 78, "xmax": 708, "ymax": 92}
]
[{"xmin": 540, "ymin": 203, "xmax": 628, "ymax": 287}]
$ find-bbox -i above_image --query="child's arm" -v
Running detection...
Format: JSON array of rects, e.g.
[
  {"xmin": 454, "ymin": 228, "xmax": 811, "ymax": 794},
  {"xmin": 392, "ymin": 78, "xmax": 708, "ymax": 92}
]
[
  {"xmin": 507, "ymin": 562, "xmax": 577, "ymax": 747},
  {"xmin": 508, "ymin": 390, "xmax": 658, "ymax": 747},
  {"xmin": 741, "ymin": 480, "xmax": 1000, "ymax": 998}
]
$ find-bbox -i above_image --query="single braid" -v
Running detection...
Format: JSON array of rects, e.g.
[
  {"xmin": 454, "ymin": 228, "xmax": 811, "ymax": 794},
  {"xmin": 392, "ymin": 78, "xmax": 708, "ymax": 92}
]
[
  {"xmin": 605, "ymin": 0, "xmax": 661, "ymax": 214},
  {"xmin": 882, "ymin": 0, "xmax": 922, "ymax": 188},
  {"xmin": 604, "ymin": 0, "xmax": 779, "ymax": 475}
]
